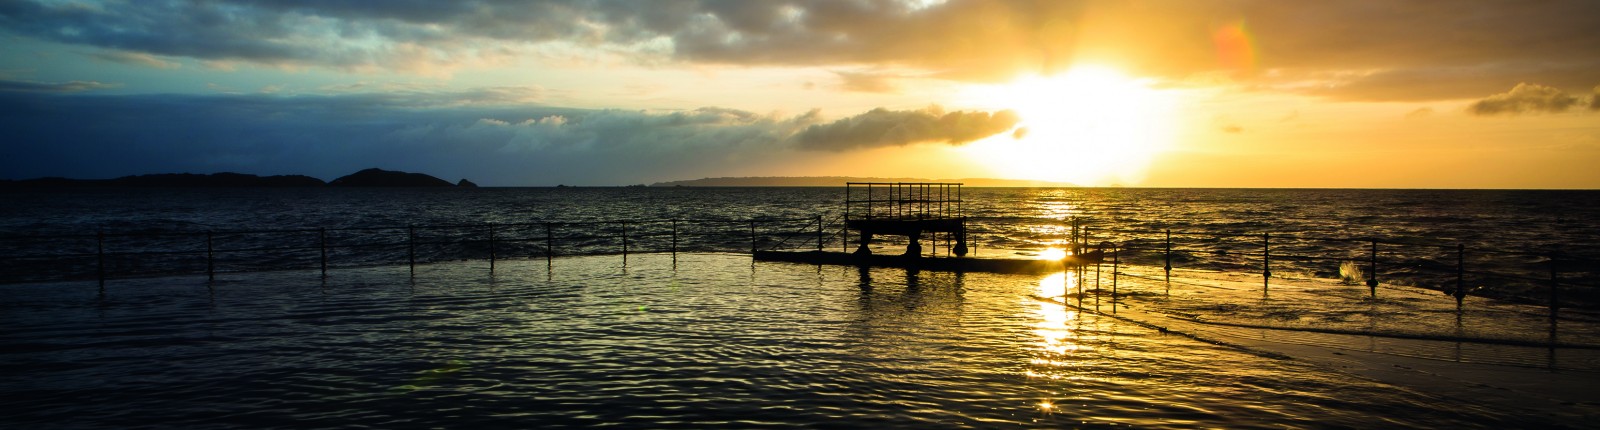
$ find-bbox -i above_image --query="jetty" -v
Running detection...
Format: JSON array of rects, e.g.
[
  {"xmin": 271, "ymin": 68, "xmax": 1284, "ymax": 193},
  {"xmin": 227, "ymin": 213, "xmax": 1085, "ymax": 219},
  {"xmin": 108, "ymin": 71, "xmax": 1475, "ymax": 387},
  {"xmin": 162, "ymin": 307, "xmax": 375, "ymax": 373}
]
[{"xmin": 753, "ymin": 182, "xmax": 1104, "ymax": 274}]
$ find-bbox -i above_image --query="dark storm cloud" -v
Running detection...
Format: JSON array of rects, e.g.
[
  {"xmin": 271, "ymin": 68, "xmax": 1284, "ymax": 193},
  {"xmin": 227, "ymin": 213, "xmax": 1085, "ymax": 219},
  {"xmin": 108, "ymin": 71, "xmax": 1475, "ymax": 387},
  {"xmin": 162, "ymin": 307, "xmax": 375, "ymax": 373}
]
[
  {"xmin": 1466, "ymin": 83, "xmax": 1587, "ymax": 116},
  {"xmin": 791, "ymin": 107, "xmax": 1020, "ymax": 151},
  {"xmin": 5, "ymin": 1, "xmax": 1595, "ymax": 100},
  {"xmin": 0, "ymin": 90, "xmax": 1016, "ymax": 184}
]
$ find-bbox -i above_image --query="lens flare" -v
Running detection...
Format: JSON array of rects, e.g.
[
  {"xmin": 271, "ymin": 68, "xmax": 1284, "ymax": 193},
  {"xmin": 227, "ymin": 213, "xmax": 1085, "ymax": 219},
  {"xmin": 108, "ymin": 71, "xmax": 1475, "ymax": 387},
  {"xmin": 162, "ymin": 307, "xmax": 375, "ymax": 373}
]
[{"xmin": 1213, "ymin": 21, "xmax": 1256, "ymax": 73}]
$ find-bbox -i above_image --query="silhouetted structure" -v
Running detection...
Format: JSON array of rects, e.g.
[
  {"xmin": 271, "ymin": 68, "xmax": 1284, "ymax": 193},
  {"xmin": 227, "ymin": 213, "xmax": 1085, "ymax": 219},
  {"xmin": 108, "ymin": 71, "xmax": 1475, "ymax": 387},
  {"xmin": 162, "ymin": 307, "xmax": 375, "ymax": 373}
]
[{"xmin": 845, "ymin": 182, "xmax": 967, "ymax": 257}]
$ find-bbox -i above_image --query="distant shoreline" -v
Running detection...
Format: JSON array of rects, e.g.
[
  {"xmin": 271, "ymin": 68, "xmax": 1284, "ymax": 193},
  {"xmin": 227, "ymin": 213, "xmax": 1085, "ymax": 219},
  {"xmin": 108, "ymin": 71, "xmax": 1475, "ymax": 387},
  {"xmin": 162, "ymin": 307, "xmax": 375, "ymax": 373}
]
[
  {"xmin": 649, "ymin": 176, "xmax": 1078, "ymax": 187},
  {"xmin": 1, "ymin": 168, "xmax": 475, "ymax": 188}
]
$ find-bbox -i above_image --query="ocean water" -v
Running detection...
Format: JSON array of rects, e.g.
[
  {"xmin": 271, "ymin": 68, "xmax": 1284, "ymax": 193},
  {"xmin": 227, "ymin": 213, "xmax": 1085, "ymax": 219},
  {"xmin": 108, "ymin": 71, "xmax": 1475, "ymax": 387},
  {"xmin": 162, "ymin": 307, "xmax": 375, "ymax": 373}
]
[
  {"xmin": 0, "ymin": 254, "xmax": 1573, "ymax": 428},
  {"xmin": 2, "ymin": 187, "xmax": 1598, "ymax": 427},
  {"xmin": 3, "ymin": 187, "xmax": 1597, "ymax": 300}
]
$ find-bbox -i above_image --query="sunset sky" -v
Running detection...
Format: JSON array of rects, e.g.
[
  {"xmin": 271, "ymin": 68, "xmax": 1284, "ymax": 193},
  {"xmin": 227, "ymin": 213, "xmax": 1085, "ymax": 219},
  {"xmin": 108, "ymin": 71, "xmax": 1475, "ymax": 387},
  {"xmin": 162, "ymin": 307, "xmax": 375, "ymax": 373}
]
[{"xmin": 2, "ymin": 0, "xmax": 1598, "ymax": 188}]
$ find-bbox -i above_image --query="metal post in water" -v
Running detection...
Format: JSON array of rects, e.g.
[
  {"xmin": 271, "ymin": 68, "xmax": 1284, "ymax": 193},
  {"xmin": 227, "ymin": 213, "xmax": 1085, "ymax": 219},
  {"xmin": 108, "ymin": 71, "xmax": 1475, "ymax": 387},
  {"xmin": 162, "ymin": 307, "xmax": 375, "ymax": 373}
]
[
  {"xmin": 1550, "ymin": 253, "xmax": 1561, "ymax": 323},
  {"xmin": 817, "ymin": 215, "xmax": 824, "ymax": 252},
  {"xmin": 621, "ymin": 221, "xmax": 629, "ymax": 265},
  {"xmin": 1094, "ymin": 258, "xmax": 1101, "ymax": 308},
  {"xmin": 1164, "ymin": 229, "xmax": 1172, "ymax": 293},
  {"xmin": 1367, "ymin": 240, "xmax": 1378, "ymax": 297},
  {"xmin": 544, "ymin": 222, "xmax": 553, "ymax": 269},
  {"xmin": 96, "ymin": 230, "xmax": 105, "ymax": 292},
  {"xmin": 319, "ymin": 228, "xmax": 328, "ymax": 278},
  {"xmin": 408, "ymin": 225, "xmax": 416, "ymax": 277},
  {"xmin": 206, "ymin": 231, "xmax": 215, "ymax": 282},
  {"xmin": 842, "ymin": 214, "xmax": 850, "ymax": 253},
  {"xmin": 1112, "ymin": 245, "xmax": 1120, "ymax": 305},
  {"xmin": 1455, "ymin": 244, "xmax": 1465, "ymax": 311},
  {"xmin": 671, "ymin": 219, "xmax": 679, "ymax": 258},
  {"xmin": 1262, "ymin": 233, "xmax": 1270, "ymax": 296},
  {"xmin": 488, "ymin": 223, "xmax": 496, "ymax": 273},
  {"xmin": 749, "ymin": 221, "xmax": 757, "ymax": 254}
]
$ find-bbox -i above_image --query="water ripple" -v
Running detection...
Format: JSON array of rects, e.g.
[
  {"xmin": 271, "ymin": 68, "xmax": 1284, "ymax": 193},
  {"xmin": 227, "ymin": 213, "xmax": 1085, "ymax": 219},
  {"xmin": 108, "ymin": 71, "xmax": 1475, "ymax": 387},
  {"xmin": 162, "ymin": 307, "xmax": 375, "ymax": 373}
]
[{"xmin": 0, "ymin": 254, "xmax": 1573, "ymax": 428}]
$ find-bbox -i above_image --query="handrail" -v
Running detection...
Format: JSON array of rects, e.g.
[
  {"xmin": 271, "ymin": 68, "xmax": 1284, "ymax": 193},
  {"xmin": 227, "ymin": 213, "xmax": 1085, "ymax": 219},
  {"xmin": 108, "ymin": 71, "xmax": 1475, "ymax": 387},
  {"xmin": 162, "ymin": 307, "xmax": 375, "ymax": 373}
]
[
  {"xmin": 3, "ymin": 214, "xmax": 1593, "ymax": 310},
  {"xmin": 0, "ymin": 215, "xmax": 825, "ymax": 286}
]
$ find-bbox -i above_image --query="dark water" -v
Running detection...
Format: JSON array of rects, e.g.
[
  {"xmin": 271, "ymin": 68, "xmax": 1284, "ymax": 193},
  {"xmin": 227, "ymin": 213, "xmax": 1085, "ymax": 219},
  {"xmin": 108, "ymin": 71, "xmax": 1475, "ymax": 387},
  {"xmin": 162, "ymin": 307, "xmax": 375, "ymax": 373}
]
[
  {"xmin": 3, "ymin": 187, "xmax": 1597, "ymax": 300},
  {"xmin": 2, "ymin": 187, "xmax": 1597, "ymax": 428},
  {"xmin": 0, "ymin": 254, "xmax": 1569, "ymax": 428}
]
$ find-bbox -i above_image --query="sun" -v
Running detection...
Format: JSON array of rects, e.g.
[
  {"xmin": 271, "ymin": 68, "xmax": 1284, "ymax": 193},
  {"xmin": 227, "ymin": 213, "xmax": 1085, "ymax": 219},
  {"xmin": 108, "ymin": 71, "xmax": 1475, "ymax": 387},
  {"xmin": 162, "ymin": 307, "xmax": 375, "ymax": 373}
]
[{"xmin": 956, "ymin": 65, "xmax": 1178, "ymax": 185}]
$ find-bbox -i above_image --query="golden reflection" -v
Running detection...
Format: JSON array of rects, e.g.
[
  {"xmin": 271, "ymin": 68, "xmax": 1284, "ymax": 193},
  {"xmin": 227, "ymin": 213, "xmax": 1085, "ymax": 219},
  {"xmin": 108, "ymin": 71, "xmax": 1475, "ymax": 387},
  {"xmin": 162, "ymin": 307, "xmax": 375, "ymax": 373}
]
[
  {"xmin": 1038, "ymin": 247, "xmax": 1068, "ymax": 261},
  {"xmin": 1026, "ymin": 272, "xmax": 1090, "ymax": 381},
  {"xmin": 1036, "ymin": 272, "xmax": 1066, "ymax": 298}
]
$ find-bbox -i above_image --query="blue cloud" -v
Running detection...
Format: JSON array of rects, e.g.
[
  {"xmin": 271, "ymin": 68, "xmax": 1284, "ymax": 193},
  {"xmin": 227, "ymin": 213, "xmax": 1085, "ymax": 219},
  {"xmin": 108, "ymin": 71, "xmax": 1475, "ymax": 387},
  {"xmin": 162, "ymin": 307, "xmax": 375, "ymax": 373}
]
[{"xmin": 0, "ymin": 87, "xmax": 1018, "ymax": 184}]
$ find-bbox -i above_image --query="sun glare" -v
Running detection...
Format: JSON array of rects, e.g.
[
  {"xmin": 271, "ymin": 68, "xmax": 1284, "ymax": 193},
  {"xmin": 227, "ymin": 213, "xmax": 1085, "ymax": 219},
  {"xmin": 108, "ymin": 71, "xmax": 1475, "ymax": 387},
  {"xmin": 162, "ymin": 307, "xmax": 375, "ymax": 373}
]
[{"xmin": 957, "ymin": 65, "xmax": 1178, "ymax": 185}]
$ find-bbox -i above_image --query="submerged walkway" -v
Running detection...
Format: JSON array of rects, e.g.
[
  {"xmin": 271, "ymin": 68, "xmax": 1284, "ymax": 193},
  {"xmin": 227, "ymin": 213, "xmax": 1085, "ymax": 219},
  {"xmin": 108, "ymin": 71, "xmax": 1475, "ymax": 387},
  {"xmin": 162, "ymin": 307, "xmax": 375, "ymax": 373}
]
[{"xmin": 1045, "ymin": 265, "xmax": 1600, "ymax": 423}]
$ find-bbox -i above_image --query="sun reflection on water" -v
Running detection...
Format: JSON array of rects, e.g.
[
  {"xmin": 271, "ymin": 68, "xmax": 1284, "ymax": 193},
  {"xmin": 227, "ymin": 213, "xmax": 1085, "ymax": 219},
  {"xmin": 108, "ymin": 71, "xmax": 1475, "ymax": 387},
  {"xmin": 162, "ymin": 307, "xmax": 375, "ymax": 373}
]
[{"xmin": 1027, "ymin": 271, "xmax": 1089, "ymax": 382}]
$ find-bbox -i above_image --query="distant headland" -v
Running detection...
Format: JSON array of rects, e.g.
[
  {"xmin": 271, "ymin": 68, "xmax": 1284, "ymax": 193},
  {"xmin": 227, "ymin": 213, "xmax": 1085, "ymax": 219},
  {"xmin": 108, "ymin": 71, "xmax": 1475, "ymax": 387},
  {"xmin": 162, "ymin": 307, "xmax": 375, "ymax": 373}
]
[
  {"xmin": 650, "ymin": 176, "xmax": 1078, "ymax": 187},
  {"xmin": 0, "ymin": 168, "xmax": 475, "ymax": 188}
]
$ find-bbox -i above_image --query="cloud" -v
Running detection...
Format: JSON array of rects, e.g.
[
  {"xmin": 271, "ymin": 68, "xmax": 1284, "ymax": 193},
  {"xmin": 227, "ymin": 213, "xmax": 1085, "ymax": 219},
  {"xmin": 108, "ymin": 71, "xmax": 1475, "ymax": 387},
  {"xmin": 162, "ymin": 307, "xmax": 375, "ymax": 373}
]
[
  {"xmin": 1221, "ymin": 125, "xmax": 1243, "ymax": 134},
  {"xmin": 1405, "ymin": 107, "xmax": 1434, "ymax": 119},
  {"xmin": 791, "ymin": 107, "xmax": 1020, "ymax": 151},
  {"xmin": 0, "ymin": 79, "xmax": 119, "ymax": 93},
  {"xmin": 86, "ymin": 51, "xmax": 181, "ymax": 69},
  {"xmin": 0, "ymin": 89, "xmax": 1016, "ymax": 184},
  {"xmin": 4, "ymin": 1, "xmax": 1595, "ymax": 101},
  {"xmin": 835, "ymin": 71, "xmax": 898, "ymax": 93},
  {"xmin": 1467, "ymin": 83, "xmax": 1585, "ymax": 116}
]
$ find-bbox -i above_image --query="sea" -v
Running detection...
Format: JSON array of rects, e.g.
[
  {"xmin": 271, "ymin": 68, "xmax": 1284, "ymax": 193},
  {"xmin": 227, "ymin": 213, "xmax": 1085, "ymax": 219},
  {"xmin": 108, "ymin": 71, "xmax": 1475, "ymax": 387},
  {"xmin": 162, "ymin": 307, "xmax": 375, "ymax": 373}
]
[{"xmin": 2, "ymin": 187, "xmax": 1598, "ymax": 428}]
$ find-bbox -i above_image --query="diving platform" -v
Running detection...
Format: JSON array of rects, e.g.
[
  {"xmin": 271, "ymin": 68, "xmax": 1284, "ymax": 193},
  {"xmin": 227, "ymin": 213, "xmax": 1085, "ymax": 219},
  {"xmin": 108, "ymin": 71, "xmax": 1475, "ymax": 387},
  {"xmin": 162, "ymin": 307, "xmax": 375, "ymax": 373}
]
[
  {"xmin": 753, "ymin": 181, "xmax": 1112, "ymax": 274},
  {"xmin": 843, "ymin": 182, "xmax": 968, "ymax": 257}
]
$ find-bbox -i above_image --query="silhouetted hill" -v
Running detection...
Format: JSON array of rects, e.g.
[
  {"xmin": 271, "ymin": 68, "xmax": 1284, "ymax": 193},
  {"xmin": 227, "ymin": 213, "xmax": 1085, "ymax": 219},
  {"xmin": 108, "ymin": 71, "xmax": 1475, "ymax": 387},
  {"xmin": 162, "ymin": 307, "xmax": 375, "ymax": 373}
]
[
  {"xmin": 650, "ymin": 176, "xmax": 1078, "ymax": 187},
  {"xmin": 328, "ymin": 168, "xmax": 456, "ymax": 187}
]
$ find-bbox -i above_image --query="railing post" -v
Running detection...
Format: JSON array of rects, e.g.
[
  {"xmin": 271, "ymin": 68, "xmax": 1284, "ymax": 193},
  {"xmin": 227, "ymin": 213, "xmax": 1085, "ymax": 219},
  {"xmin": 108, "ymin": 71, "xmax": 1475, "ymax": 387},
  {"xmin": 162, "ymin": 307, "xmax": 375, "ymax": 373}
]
[
  {"xmin": 408, "ymin": 225, "xmax": 416, "ymax": 277},
  {"xmin": 1093, "ymin": 255, "xmax": 1101, "ymax": 308},
  {"xmin": 1112, "ymin": 245, "xmax": 1120, "ymax": 304},
  {"xmin": 319, "ymin": 228, "xmax": 328, "ymax": 278},
  {"xmin": 1550, "ymin": 253, "xmax": 1561, "ymax": 322},
  {"xmin": 544, "ymin": 222, "xmax": 553, "ymax": 269},
  {"xmin": 749, "ymin": 221, "xmax": 757, "ymax": 254},
  {"xmin": 1262, "ymin": 233, "xmax": 1270, "ymax": 296},
  {"xmin": 817, "ymin": 215, "xmax": 824, "ymax": 252},
  {"xmin": 842, "ymin": 214, "xmax": 850, "ymax": 253},
  {"xmin": 621, "ymin": 221, "xmax": 629, "ymax": 265},
  {"xmin": 206, "ymin": 231, "xmax": 215, "ymax": 282},
  {"xmin": 96, "ymin": 230, "xmax": 105, "ymax": 292},
  {"xmin": 1367, "ymin": 240, "xmax": 1378, "ymax": 297},
  {"xmin": 1164, "ymin": 229, "xmax": 1172, "ymax": 293},
  {"xmin": 488, "ymin": 223, "xmax": 496, "ymax": 273},
  {"xmin": 1454, "ymin": 244, "xmax": 1465, "ymax": 311}
]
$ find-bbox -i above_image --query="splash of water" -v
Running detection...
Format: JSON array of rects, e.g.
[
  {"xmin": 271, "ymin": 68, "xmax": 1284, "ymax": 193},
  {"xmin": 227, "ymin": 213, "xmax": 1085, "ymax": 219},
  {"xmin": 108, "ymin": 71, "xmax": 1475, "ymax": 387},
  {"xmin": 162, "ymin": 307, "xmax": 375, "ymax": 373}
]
[{"xmin": 1339, "ymin": 260, "xmax": 1365, "ymax": 285}]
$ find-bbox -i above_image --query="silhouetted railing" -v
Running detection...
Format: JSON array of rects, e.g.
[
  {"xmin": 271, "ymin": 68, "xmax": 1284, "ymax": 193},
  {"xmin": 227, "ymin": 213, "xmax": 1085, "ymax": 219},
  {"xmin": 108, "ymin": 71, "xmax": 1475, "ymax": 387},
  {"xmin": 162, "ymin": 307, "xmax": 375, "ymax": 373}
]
[
  {"xmin": 965, "ymin": 216, "xmax": 1599, "ymax": 318},
  {"xmin": 0, "ymin": 216, "xmax": 838, "ymax": 288}
]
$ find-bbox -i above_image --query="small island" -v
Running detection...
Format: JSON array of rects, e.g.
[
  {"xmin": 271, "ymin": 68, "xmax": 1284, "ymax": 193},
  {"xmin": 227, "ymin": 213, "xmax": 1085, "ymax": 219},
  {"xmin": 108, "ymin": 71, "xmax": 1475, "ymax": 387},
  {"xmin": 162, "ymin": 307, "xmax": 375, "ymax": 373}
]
[{"xmin": 328, "ymin": 168, "xmax": 457, "ymax": 187}]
